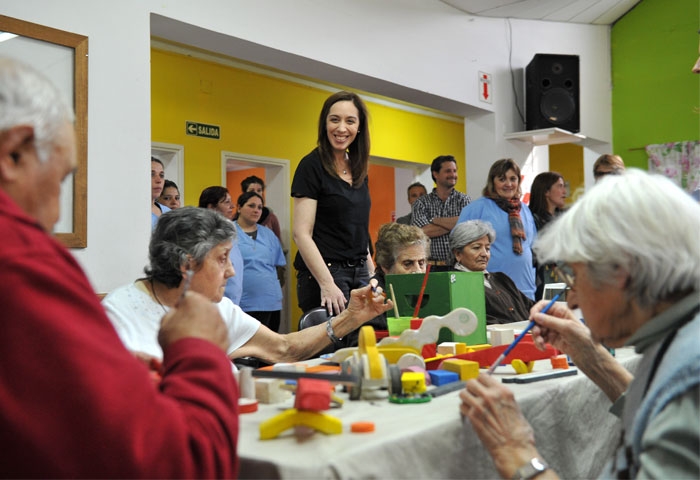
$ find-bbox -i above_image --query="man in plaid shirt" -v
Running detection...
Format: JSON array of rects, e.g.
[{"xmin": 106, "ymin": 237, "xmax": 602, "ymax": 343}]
[{"xmin": 411, "ymin": 155, "xmax": 471, "ymax": 265}]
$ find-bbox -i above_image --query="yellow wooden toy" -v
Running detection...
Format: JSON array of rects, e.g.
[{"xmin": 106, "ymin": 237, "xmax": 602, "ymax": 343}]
[
  {"xmin": 401, "ymin": 371, "xmax": 427, "ymax": 394},
  {"xmin": 441, "ymin": 358, "xmax": 480, "ymax": 380},
  {"xmin": 511, "ymin": 359, "xmax": 535, "ymax": 374}
]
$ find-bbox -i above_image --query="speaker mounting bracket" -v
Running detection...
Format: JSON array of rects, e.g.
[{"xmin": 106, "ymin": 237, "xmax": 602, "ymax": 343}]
[{"xmin": 504, "ymin": 127, "xmax": 586, "ymax": 146}]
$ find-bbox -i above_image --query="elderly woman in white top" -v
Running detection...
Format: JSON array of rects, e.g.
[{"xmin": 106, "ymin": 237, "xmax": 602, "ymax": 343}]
[{"xmin": 103, "ymin": 207, "xmax": 391, "ymax": 364}]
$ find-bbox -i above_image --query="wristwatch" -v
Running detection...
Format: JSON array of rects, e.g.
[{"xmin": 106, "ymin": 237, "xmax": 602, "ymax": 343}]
[
  {"xmin": 326, "ymin": 318, "xmax": 343, "ymax": 346},
  {"xmin": 511, "ymin": 458, "xmax": 549, "ymax": 480}
]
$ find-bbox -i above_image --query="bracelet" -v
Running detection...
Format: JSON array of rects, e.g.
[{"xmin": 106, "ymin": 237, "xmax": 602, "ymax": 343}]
[{"xmin": 326, "ymin": 318, "xmax": 342, "ymax": 345}]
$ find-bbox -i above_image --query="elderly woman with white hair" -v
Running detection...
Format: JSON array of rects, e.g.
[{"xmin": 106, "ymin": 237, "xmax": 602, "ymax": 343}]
[
  {"xmin": 459, "ymin": 169, "xmax": 700, "ymax": 479},
  {"xmin": 449, "ymin": 220, "xmax": 534, "ymax": 324}
]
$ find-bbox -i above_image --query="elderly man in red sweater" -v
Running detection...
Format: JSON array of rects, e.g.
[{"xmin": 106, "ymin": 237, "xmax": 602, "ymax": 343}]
[{"xmin": 0, "ymin": 57, "xmax": 241, "ymax": 478}]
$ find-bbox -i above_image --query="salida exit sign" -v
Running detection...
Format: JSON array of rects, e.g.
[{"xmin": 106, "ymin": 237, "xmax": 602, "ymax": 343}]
[{"xmin": 186, "ymin": 121, "xmax": 220, "ymax": 139}]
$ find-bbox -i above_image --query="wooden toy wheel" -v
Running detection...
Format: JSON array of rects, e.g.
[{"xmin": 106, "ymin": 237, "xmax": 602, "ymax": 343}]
[{"xmin": 342, "ymin": 358, "xmax": 364, "ymax": 400}]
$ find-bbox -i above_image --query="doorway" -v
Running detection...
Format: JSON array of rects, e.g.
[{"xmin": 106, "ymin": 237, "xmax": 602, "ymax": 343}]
[
  {"xmin": 370, "ymin": 155, "xmax": 432, "ymax": 223},
  {"xmin": 151, "ymin": 142, "xmax": 185, "ymax": 201},
  {"xmin": 222, "ymin": 151, "xmax": 292, "ymax": 333}
]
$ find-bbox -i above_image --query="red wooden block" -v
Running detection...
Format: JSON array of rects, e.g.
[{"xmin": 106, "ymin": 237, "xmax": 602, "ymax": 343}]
[
  {"xmin": 294, "ymin": 378, "xmax": 332, "ymax": 411},
  {"xmin": 421, "ymin": 343, "xmax": 437, "ymax": 359}
]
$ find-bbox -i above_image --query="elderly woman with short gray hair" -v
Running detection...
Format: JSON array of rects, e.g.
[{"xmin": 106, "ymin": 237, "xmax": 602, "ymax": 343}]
[
  {"xmin": 449, "ymin": 220, "xmax": 534, "ymax": 324},
  {"xmin": 103, "ymin": 207, "xmax": 391, "ymax": 364}
]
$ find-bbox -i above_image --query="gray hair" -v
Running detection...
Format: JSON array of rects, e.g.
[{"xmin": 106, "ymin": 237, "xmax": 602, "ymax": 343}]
[
  {"xmin": 449, "ymin": 220, "xmax": 496, "ymax": 265},
  {"xmin": 534, "ymin": 169, "xmax": 700, "ymax": 308},
  {"xmin": 0, "ymin": 57, "xmax": 74, "ymax": 163},
  {"xmin": 146, "ymin": 207, "xmax": 236, "ymax": 288}
]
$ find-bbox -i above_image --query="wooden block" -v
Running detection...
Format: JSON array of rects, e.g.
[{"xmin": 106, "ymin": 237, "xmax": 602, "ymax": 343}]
[
  {"xmin": 465, "ymin": 344, "xmax": 492, "ymax": 352},
  {"xmin": 401, "ymin": 371, "xmax": 427, "ymax": 394},
  {"xmin": 550, "ymin": 355, "xmax": 569, "ymax": 370},
  {"xmin": 255, "ymin": 378, "xmax": 292, "ymax": 404},
  {"xmin": 490, "ymin": 329, "xmax": 515, "ymax": 346},
  {"xmin": 295, "ymin": 378, "xmax": 332, "ymax": 411},
  {"xmin": 428, "ymin": 369, "xmax": 460, "ymax": 386},
  {"xmin": 403, "ymin": 365, "xmax": 431, "ymax": 385},
  {"xmin": 442, "ymin": 358, "xmax": 480, "ymax": 380},
  {"xmin": 238, "ymin": 366, "xmax": 256, "ymax": 399},
  {"xmin": 437, "ymin": 342, "xmax": 458, "ymax": 355}
]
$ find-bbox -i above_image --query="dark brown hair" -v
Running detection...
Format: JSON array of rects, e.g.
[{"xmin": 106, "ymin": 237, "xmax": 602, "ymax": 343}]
[{"xmin": 529, "ymin": 171, "xmax": 564, "ymax": 220}]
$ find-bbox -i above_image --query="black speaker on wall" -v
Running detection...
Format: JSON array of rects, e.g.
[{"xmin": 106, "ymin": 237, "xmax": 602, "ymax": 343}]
[{"xmin": 525, "ymin": 53, "xmax": 580, "ymax": 133}]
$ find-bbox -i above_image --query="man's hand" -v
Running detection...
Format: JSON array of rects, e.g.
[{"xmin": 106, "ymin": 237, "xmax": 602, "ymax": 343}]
[{"xmin": 158, "ymin": 291, "xmax": 230, "ymax": 353}]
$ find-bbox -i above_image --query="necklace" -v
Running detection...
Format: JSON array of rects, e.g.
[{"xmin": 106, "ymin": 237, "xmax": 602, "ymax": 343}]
[
  {"xmin": 336, "ymin": 157, "xmax": 349, "ymax": 176},
  {"xmin": 150, "ymin": 278, "xmax": 168, "ymax": 313}
]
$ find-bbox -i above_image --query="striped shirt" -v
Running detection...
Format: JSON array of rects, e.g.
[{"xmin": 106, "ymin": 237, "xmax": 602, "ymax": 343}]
[{"xmin": 411, "ymin": 188, "xmax": 471, "ymax": 261}]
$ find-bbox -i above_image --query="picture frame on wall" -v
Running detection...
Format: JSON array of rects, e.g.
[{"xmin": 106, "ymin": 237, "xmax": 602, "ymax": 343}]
[{"xmin": 0, "ymin": 15, "xmax": 88, "ymax": 248}]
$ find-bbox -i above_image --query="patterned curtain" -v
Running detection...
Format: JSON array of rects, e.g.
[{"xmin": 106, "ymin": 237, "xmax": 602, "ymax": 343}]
[{"xmin": 645, "ymin": 140, "xmax": 700, "ymax": 195}]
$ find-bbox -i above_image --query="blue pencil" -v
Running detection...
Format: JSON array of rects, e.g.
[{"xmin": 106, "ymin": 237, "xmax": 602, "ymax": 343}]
[{"xmin": 486, "ymin": 292, "xmax": 562, "ymax": 375}]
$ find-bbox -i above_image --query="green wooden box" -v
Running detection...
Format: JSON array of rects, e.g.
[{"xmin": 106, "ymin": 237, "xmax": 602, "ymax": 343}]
[{"xmin": 385, "ymin": 271, "xmax": 487, "ymax": 345}]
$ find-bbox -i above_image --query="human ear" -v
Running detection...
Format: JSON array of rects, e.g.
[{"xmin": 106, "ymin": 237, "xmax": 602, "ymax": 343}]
[{"xmin": 0, "ymin": 125, "xmax": 35, "ymax": 180}]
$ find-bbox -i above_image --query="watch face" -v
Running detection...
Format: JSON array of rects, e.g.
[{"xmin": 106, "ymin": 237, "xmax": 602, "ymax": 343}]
[
  {"xmin": 513, "ymin": 458, "xmax": 549, "ymax": 480},
  {"xmin": 532, "ymin": 458, "xmax": 547, "ymax": 471}
]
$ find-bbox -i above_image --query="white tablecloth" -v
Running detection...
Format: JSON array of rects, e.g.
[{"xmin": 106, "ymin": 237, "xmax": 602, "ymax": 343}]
[{"xmin": 238, "ymin": 347, "xmax": 641, "ymax": 479}]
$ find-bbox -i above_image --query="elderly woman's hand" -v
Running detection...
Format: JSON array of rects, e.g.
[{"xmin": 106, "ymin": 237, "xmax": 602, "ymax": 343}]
[
  {"xmin": 344, "ymin": 282, "xmax": 392, "ymax": 324},
  {"xmin": 459, "ymin": 374, "xmax": 542, "ymax": 479},
  {"xmin": 529, "ymin": 300, "xmax": 598, "ymax": 366}
]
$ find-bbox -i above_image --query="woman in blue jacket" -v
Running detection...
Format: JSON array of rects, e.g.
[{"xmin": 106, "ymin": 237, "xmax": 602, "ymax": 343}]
[
  {"xmin": 457, "ymin": 159, "xmax": 537, "ymax": 299},
  {"xmin": 235, "ymin": 191, "xmax": 286, "ymax": 332}
]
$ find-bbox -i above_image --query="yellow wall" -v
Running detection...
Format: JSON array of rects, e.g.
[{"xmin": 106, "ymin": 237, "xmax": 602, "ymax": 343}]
[
  {"xmin": 548, "ymin": 143, "xmax": 583, "ymax": 205},
  {"xmin": 151, "ymin": 48, "xmax": 464, "ymax": 200},
  {"xmin": 151, "ymin": 48, "xmax": 465, "ymax": 319}
]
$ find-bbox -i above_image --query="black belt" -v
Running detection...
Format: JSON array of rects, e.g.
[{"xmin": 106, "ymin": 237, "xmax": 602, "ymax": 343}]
[{"xmin": 326, "ymin": 258, "xmax": 366, "ymax": 268}]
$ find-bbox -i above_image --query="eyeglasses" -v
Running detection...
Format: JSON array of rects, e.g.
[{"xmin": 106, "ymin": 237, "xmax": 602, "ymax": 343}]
[{"xmin": 554, "ymin": 261, "xmax": 576, "ymax": 289}]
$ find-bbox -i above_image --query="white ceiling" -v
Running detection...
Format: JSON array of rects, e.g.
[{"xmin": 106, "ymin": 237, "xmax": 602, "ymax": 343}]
[{"xmin": 439, "ymin": 0, "xmax": 642, "ymax": 25}]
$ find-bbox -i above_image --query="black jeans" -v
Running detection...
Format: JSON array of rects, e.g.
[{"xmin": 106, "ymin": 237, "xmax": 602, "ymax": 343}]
[{"xmin": 296, "ymin": 260, "xmax": 370, "ymax": 348}]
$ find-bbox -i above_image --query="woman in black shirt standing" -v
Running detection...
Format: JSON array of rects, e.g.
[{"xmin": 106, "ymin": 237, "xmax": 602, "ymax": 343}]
[{"xmin": 291, "ymin": 91, "xmax": 374, "ymax": 330}]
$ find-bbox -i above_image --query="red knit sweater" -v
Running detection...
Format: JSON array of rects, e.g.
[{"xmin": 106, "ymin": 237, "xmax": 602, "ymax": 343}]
[{"xmin": 0, "ymin": 189, "xmax": 239, "ymax": 478}]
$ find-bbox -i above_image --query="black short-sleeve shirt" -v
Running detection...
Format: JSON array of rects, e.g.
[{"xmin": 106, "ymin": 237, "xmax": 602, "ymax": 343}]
[{"xmin": 291, "ymin": 149, "xmax": 370, "ymax": 269}]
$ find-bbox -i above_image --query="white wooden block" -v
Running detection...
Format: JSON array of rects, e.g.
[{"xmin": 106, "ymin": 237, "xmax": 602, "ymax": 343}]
[
  {"xmin": 490, "ymin": 329, "xmax": 515, "ymax": 346},
  {"xmin": 255, "ymin": 378, "xmax": 292, "ymax": 404},
  {"xmin": 437, "ymin": 342, "xmax": 458, "ymax": 355}
]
